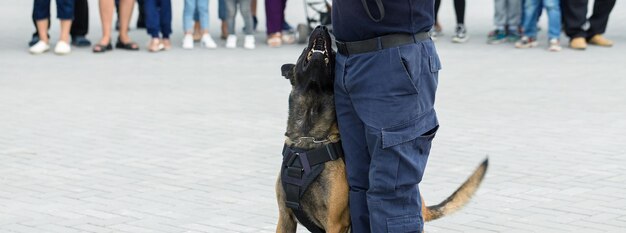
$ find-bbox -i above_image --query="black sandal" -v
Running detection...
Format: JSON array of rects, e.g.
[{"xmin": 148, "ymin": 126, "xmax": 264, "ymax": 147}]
[
  {"xmin": 115, "ymin": 38, "xmax": 139, "ymax": 51},
  {"xmin": 92, "ymin": 43, "xmax": 113, "ymax": 53}
]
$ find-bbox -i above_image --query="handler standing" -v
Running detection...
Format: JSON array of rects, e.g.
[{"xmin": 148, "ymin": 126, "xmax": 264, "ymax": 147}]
[{"xmin": 333, "ymin": 0, "xmax": 441, "ymax": 232}]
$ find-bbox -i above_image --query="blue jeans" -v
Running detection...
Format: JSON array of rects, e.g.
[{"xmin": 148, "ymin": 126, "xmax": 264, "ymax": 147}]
[
  {"xmin": 145, "ymin": 0, "xmax": 172, "ymax": 38},
  {"xmin": 200, "ymin": 0, "xmax": 225, "ymax": 21},
  {"xmin": 184, "ymin": 0, "xmax": 209, "ymax": 32},
  {"xmin": 33, "ymin": 0, "xmax": 74, "ymax": 20},
  {"xmin": 334, "ymin": 39, "xmax": 441, "ymax": 233},
  {"xmin": 522, "ymin": 0, "xmax": 561, "ymax": 40}
]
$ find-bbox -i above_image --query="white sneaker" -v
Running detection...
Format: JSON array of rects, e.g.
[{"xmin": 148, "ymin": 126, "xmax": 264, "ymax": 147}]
[
  {"xmin": 182, "ymin": 34, "xmax": 194, "ymax": 49},
  {"xmin": 548, "ymin": 38, "xmax": 562, "ymax": 52},
  {"xmin": 451, "ymin": 24, "xmax": 469, "ymax": 43},
  {"xmin": 201, "ymin": 34, "xmax": 217, "ymax": 49},
  {"xmin": 515, "ymin": 36, "xmax": 538, "ymax": 49},
  {"xmin": 29, "ymin": 40, "xmax": 50, "ymax": 54},
  {"xmin": 54, "ymin": 41, "xmax": 71, "ymax": 55},
  {"xmin": 244, "ymin": 35, "xmax": 255, "ymax": 49},
  {"xmin": 226, "ymin": 35, "xmax": 237, "ymax": 48}
]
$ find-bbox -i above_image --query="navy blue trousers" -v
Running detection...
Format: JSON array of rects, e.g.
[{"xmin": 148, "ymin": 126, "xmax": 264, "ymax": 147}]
[
  {"xmin": 144, "ymin": 0, "xmax": 172, "ymax": 38},
  {"xmin": 33, "ymin": 0, "xmax": 75, "ymax": 20},
  {"xmin": 32, "ymin": 0, "xmax": 87, "ymax": 37},
  {"xmin": 334, "ymin": 39, "xmax": 441, "ymax": 233}
]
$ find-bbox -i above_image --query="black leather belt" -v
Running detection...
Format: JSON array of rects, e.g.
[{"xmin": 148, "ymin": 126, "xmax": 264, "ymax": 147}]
[{"xmin": 335, "ymin": 32, "xmax": 431, "ymax": 56}]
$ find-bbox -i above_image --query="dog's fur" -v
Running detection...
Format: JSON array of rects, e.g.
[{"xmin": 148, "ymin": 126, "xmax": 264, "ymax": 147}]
[{"xmin": 276, "ymin": 26, "xmax": 488, "ymax": 233}]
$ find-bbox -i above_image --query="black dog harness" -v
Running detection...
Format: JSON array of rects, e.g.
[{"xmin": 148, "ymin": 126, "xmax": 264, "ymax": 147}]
[{"xmin": 281, "ymin": 141, "xmax": 344, "ymax": 233}]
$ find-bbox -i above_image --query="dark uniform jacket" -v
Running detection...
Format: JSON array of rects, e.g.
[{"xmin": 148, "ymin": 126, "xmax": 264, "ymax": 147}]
[{"xmin": 332, "ymin": 0, "xmax": 435, "ymax": 42}]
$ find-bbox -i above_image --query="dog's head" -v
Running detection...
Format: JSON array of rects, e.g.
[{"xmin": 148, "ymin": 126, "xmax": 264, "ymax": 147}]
[
  {"xmin": 281, "ymin": 26, "xmax": 338, "ymax": 148},
  {"xmin": 281, "ymin": 26, "xmax": 335, "ymax": 92}
]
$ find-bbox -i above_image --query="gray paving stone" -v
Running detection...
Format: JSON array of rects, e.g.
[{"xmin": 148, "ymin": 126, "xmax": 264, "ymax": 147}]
[
  {"xmin": 71, "ymin": 223, "xmax": 116, "ymax": 233},
  {"xmin": 1, "ymin": 0, "xmax": 626, "ymax": 232}
]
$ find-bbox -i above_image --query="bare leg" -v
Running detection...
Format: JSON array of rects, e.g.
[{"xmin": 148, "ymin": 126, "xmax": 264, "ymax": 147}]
[
  {"xmin": 36, "ymin": 19, "xmax": 50, "ymax": 43},
  {"xmin": 251, "ymin": 0, "xmax": 257, "ymax": 16},
  {"xmin": 118, "ymin": 0, "xmax": 135, "ymax": 43},
  {"xmin": 251, "ymin": 0, "xmax": 257, "ymax": 31},
  {"xmin": 98, "ymin": 0, "xmax": 114, "ymax": 45},
  {"xmin": 194, "ymin": 21, "xmax": 200, "ymax": 31},
  {"xmin": 221, "ymin": 20, "xmax": 228, "ymax": 39},
  {"xmin": 59, "ymin": 20, "xmax": 72, "ymax": 43},
  {"xmin": 193, "ymin": 21, "xmax": 202, "ymax": 40}
]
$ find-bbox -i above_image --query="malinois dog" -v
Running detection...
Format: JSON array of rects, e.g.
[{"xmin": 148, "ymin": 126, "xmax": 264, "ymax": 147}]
[{"xmin": 276, "ymin": 26, "xmax": 489, "ymax": 233}]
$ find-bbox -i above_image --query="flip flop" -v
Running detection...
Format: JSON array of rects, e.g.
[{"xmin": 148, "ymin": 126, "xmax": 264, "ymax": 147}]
[
  {"xmin": 115, "ymin": 38, "xmax": 139, "ymax": 51},
  {"xmin": 92, "ymin": 43, "xmax": 113, "ymax": 53}
]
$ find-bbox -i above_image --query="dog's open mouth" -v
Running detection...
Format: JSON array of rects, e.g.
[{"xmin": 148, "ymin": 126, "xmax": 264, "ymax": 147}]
[
  {"xmin": 306, "ymin": 35, "xmax": 330, "ymax": 65},
  {"xmin": 289, "ymin": 25, "xmax": 335, "ymax": 89},
  {"xmin": 304, "ymin": 26, "xmax": 332, "ymax": 66}
]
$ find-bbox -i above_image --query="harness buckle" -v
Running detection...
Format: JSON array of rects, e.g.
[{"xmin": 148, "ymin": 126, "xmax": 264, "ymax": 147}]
[
  {"xmin": 286, "ymin": 151, "xmax": 299, "ymax": 166},
  {"xmin": 287, "ymin": 166, "xmax": 304, "ymax": 179}
]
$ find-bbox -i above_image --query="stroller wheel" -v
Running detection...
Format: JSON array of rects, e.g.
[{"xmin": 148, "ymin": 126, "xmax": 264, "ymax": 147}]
[{"xmin": 296, "ymin": 24, "xmax": 311, "ymax": 44}]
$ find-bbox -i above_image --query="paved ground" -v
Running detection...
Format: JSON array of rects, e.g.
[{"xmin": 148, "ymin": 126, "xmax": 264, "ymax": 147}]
[{"xmin": 1, "ymin": 0, "xmax": 626, "ymax": 232}]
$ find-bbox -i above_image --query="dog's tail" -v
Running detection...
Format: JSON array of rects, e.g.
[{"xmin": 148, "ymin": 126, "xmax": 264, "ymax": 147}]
[{"xmin": 422, "ymin": 158, "xmax": 489, "ymax": 221}]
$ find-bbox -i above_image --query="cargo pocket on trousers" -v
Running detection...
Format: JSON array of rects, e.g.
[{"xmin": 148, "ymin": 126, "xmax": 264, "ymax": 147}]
[
  {"xmin": 381, "ymin": 111, "xmax": 438, "ymax": 188},
  {"xmin": 415, "ymin": 125, "xmax": 438, "ymax": 155},
  {"xmin": 381, "ymin": 110, "xmax": 438, "ymax": 149},
  {"xmin": 387, "ymin": 214, "xmax": 423, "ymax": 233}
]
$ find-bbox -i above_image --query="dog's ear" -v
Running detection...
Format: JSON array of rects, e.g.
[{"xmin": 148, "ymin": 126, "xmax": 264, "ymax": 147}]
[{"xmin": 281, "ymin": 64, "xmax": 295, "ymax": 80}]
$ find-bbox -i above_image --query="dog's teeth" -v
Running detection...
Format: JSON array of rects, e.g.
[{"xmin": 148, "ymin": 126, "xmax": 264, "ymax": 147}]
[{"xmin": 311, "ymin": 49, "xmax": 325, "ymax": 55}]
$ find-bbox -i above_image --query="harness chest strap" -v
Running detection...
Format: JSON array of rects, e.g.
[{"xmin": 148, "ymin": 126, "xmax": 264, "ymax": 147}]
[
  {"xmin": 282, "ymin": 142, "xmax": 343, "ymax": 168},
  {"xmin": 281, "ymin": 141, "xmax": 344, "ymax": 233}
]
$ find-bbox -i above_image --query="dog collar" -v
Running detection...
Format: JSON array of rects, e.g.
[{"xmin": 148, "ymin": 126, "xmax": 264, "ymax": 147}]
[{"xmin": 295, "ymin": 136, "xmax": 329, "ymax": 144}]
